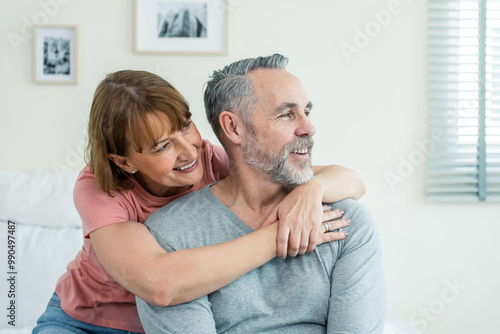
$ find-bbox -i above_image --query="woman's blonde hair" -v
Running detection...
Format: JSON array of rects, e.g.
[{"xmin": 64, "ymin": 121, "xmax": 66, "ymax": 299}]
[{"xmin": 86, "ymin": 70, "xmax": 191, "ymax": 196}]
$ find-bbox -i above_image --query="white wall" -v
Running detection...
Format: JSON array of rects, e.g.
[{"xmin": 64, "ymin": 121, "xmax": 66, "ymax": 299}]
[{"xmin": 1, "ymin": 0, "xmax": 499, "ymax": 333}]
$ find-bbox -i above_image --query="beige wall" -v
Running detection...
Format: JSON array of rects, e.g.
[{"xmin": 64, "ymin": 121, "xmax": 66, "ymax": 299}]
[{"xmin": 1, "ymin": 0, "xmax": 499, "ymax": 333}]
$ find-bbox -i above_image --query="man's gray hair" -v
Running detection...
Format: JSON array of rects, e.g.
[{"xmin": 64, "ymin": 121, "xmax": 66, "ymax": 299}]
[{"xmin": 204, "ymin": 54, "xmax": 289, "ymax": 145}]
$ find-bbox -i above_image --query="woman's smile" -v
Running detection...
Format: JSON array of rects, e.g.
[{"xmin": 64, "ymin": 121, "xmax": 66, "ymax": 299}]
[{"xmin": 173, "ymin": 159, "xmax": 198, "ymax": 172}]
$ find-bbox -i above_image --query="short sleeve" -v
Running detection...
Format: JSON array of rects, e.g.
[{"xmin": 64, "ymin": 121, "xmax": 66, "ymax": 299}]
[
  {"xmin": 73, "ymin": 166, "xmax": 133, "ymax": 237},
  {"xmin": 211, "ymin": 143, "xmax": 229, "ymax": 180},
  {"xmin": 200, "ymin": 140, "xmax": 229, "ymax": 184}
]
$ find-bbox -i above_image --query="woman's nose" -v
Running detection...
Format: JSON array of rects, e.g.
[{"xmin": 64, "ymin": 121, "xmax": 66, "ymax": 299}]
[{"xmin": 177, "ymin": 137, "xmax": 198, "ymax": 160}]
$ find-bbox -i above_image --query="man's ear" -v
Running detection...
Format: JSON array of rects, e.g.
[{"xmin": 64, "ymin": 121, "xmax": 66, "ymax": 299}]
[
  {"xmin": 108, "ymin": 153, "xmax": 135, "ymax": 173},
  {"xmin": 219, "ymin": 111, "xmax": 245, "ymax": 145}
]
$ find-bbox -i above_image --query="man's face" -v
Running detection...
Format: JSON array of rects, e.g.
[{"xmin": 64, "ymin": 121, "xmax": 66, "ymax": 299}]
[{"xmin": 242, "ymin": 69, "xmax": 316, "ymax": 187}]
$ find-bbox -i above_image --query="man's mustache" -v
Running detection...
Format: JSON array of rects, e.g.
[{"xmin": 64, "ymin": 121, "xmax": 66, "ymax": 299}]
[{"xmin": 285, "ymin": 137, "xmax": 314, "ymax": 155}]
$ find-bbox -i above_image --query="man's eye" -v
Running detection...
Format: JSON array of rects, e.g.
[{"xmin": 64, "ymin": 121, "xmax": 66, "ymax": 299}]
[
  {"xmin": 280, "ymin": 112, "xmax": 292, "ymax": 118},
  {"xmin": 305, "ymin": 111, "xmax": 311, "ymax": 117}
]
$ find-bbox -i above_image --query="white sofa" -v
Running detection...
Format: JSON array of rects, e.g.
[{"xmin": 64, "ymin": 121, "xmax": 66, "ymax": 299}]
[
  {"xmin": 0, "ymin": 170, "xmax": 83, "ymax": 333},
  {"xmin": 0, "ymin": 169, "xmax": 419, "ymax": 334}
]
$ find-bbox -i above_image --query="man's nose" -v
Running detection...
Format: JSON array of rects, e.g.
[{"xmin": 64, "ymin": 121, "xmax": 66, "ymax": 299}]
[{"xmin": 294, "ymin": 113, "xmax": 316, "ymax": 137}]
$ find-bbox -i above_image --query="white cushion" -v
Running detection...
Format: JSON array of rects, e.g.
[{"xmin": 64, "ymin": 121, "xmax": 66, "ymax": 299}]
[
  {"xmin": 0, "ymin": 221, "xmax": 83, "ymax": 330},
  {"xmin": 0, "ymin": 170, "xmax": 81, "ymax": 228}
]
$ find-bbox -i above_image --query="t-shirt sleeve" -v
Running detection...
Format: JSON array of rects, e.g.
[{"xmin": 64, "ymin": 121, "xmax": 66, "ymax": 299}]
[
  {"xmin": 211, "ymin": 143, "xmax": 229, "ymax": 180},
  {"xmin": 73, "ymin": 167, "xmax": 133, "ymax": 238},
  {"xmin": 202, "ymin": 139, "xmax": 229, "ymax": 183}
]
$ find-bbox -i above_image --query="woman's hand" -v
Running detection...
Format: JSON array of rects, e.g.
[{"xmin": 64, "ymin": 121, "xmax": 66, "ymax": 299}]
[
  {"xmin": 261, "ymin": 164, "xmax": 363, "ymax": 259},
  {"xmin": 262, "ymin": 180, "xmax": 350, "ymax": 259}
]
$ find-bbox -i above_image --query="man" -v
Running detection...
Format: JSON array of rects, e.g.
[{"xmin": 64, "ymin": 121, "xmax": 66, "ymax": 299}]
[{"xmin": 136, "ymin": 54, "xmax": 386, "ymax": 333}]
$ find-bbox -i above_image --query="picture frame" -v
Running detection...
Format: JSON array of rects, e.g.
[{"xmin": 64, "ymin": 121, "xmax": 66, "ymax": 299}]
[
  {"xmin": 134, "ymin": 0, "xmax": 228, "ymax": 55},
  {"xmin": 33, "ymin": 25, "xmax": 77, "ymax": 84}
]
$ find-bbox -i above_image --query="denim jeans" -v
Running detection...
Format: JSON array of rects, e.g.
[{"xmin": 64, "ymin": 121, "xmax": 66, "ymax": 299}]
[{"xmin": 32, "ymin": 292, "xmax": 142, "ymax": 334}]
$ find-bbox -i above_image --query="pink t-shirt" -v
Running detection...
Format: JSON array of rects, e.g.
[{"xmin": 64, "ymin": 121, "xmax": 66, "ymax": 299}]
[{"xmin": 55, "ymin": 140, "xmax": 229, "ymax": 333}]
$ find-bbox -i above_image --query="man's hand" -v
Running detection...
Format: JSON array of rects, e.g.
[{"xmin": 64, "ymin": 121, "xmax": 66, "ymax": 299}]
[{"xmin": 261, "ymin": 182, "xmax": 350, "ymax": 259}]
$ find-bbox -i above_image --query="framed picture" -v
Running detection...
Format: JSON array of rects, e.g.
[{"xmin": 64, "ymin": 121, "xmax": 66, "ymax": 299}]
[
  {"xmin": 33, "ymin": 26, "xmax": 77, "ymax": 84},
  {"xmin": 134, "ymin": 0, "xmax": 228, "ymax": 54}
]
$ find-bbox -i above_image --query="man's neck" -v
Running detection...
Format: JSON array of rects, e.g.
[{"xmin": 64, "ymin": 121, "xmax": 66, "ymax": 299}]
[{"xmin": 211, "ymin": 162, "xmax": 289, "ymax": 230}]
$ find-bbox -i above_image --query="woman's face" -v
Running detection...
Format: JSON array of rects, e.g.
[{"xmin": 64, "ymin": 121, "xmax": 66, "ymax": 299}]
[{"xmin": 126, "ymin": 118, "xmax": 204, "ymax": 197}]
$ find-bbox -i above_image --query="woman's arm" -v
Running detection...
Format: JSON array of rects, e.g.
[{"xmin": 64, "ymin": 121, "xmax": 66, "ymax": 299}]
[
  {"xmin": 311, "ymin": 165, "xmax": 365, "ymax": 202},
  {"xmin": 89, "ymin": 209, "xmax": 348, "ymax": 307},
  {"xmin": 265, "ymin": 165, "xmax": 365, "ymax": 259}
]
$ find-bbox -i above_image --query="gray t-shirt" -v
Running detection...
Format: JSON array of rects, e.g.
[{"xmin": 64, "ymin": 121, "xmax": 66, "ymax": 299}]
[{"xmin": 136, "ymin": 186, "xmax": 386, "ymax": 333}]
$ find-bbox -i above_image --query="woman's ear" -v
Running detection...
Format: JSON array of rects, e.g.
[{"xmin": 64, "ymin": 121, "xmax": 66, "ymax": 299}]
[
  {"xmin": 108, "ymin": 153, "xmax": 135, "ymax": 173},
  {"xmin": 219, "ymin": 111, "xmax": 245, "ymax": 145}
]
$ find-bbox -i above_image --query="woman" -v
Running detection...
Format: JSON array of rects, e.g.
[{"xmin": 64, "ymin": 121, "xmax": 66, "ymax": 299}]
[{"xmin": 33, "ymin": 70, "xmax": 364, "ymax": 333}]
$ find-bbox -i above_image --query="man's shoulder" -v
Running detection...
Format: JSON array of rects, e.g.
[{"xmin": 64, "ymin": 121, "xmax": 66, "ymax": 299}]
[
  {"xmin": 144, "ymin": 185, "xmax": 240, "ymax": 251},
  {"xmin": 328, "ymin": 198, "xmax": 378, "ymax": 236},
  {"xmin": 329, "ymin": 198, "xmax": 370, "ymax": 219},
  {"xmin": 145, "ymin": 187, "xmax": 208, "ymax": 230}
]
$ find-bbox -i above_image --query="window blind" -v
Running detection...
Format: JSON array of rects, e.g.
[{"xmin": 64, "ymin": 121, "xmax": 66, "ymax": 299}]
[{"xmin": 426, "ymin": 0, "xmax": 500, "ymax": 202}]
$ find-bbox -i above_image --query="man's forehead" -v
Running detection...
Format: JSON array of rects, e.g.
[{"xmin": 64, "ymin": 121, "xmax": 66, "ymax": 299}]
[
  {"xmin": 248, "ymin": 68, "xmax": 296, "ymax": 85},
  {"xmin": 248, "ymin": 68, "xmax": 309, "ymax": 106}
]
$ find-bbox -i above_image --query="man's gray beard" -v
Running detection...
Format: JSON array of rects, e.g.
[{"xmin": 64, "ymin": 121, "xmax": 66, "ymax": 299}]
[{"xmin": 243, "ymin": 130, "xmax": 314, "ymax": 187}]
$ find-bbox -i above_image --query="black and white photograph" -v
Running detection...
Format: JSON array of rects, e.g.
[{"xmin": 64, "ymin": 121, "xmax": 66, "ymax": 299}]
[
  {"xmin": 135, "ymin": 0, "xmax": 226, "ymax": 54},
  {"xmin": 157, "ymin": 2, "xmax": 207, "ymax": 38},
  {"xmin": 33, "ymin": 26, "xmax": 77, "ymax": 84},
  {"xmin": 43, "ymin": 36, "xmax": 71, "ymax": 75}
]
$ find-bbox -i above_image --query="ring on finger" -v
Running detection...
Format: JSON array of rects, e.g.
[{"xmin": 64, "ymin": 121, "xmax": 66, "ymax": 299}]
[{"xmin": 323, "ymin": 221, "xmax": 332, "ymax": 232}]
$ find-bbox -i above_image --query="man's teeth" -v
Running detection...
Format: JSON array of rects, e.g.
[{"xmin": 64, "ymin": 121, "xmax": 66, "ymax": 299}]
[
  {"xmin": 175, "ymin": 160, "xmax": 196, "ymax": 170},
  {"xmin": 292, "ymin": 149, "xmax": 308, "ymax": 154}
]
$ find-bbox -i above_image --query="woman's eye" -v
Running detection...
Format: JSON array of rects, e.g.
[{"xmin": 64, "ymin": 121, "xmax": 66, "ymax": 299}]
[
  {"xmin": 157, "ymin": 142, "xmax": 170, "ymax": 152},
  {"xmin": 182, "ymin": 120, "xmax": 192, "ymax": 132},
  {"xmin": 280, "ymin": 112, "xmax": 291, "ymax": 118}
]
